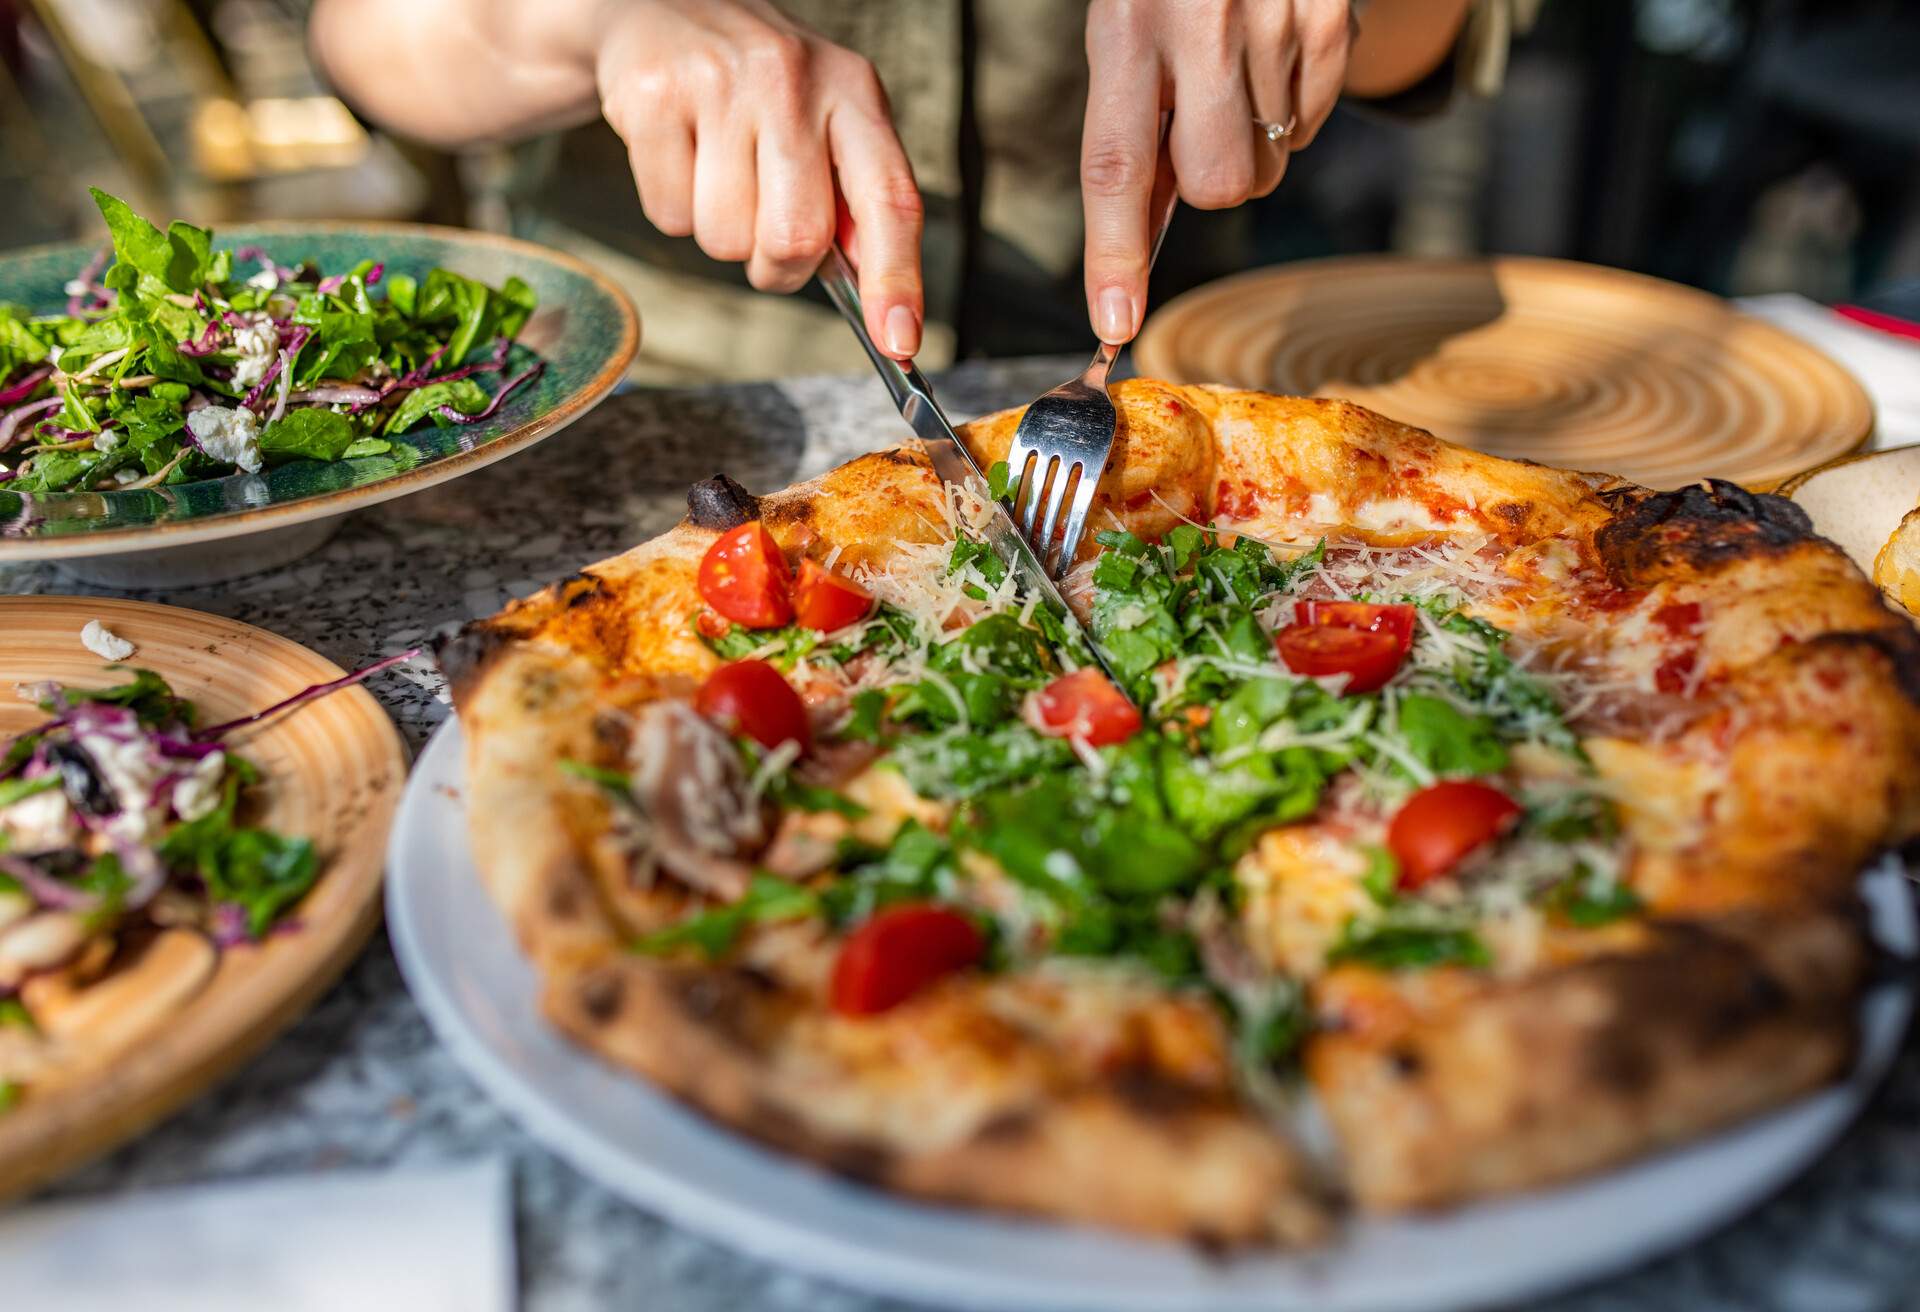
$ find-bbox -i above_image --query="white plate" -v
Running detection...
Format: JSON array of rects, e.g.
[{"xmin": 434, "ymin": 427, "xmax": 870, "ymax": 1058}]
[{"xmin": 389, "ymin": 720, "xmax": 1914, "ymax": 1312}]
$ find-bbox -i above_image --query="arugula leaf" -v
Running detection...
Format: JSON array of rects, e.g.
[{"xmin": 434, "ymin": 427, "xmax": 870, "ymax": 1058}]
[
  {"xmin": 559, "ymin": 759, "xmax": 632, "ymax": 792},
  {"xmin": 985, "ymin": 460, "xmax": 1013, "ymax": 500},
  {"xmin": 0, "ymin": 1081, "xmax": 16, "ymax": 1114},
  {"xmin": 821, "ymin": 821, "xmax": 955, "ymax": 927},
  {"xmin": 0, "ymin": 998, "xmax": 32, "ymax": 1030},
  {"xmin": 51, "ymin": 668, "xmax": 195, "ymax": 729},
  {"xmin": 1360, "ymin": 845, "xmax": 1399, "ymax": 904},
  {"xmin": 835, "ymin": 689, "xmax": 889, "ymax": 743},
  {"xmin": 159, "ymin": 776, "xmax": 318, "ymax": 937},
  {"xmin": 0, "ymin": 775, "xmax": 57, "ymax": 810},
  {"xmin": 259, "ymin": 409, "xmax": 359, "ymax": 463},
  {"xmin": 889, "ymin": 724, "xmax": 1075, "ymax": 799},
  {"xmin": 1548, "ymin": 868, "xmax": 1643, "ymax": 927},
  {"xmin": 633, "ymin": 873, "xmax": 818, "ymax": 958},
  {"xmin": 1329, "ymin": 910, "xmax": 1490, "ymax": 971},
  {"xmin": 1394, "ymin": 693, "xmax": 1508, "ymax": 778}
]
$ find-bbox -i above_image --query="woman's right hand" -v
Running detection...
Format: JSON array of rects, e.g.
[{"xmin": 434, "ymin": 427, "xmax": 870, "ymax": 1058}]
[{"xmin": 595, "ymin": 0, "xmax": 926, "ymax": 358}]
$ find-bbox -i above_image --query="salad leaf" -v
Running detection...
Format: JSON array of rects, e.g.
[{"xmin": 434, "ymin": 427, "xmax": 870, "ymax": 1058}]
[
  {"xmin": 1394, "ymin": 693, "xmax": 1508, "ymax": 778},
  {"xmin": 259, "ymin": 409, "xmax": 359, "ymax": 463},
  {"xmin": 159, "ymin": 776, "xmax": 318, "ymax": 938},
  {"xmin": 634, "ymin": 873, "xmax": 818, "ymax": 958}
]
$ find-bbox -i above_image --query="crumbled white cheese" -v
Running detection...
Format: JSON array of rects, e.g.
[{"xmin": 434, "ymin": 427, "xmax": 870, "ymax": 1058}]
[
  {"xmin": 63, "ymin": 279, "xmax": 90, "ymax": 297},
  {"xmin": 77, "ymin": 731, "xmax": 165, "ymax": 843},
  {"xmin": 171, "ymin": 751, "xmax": 227, "ymax": 822},
  {"xmin": 185, "ymin": 405, "xmax": 263, "ymax": 474},
  {"xmin": 93, "ymin": 427, "xmax": 122, "ymax": 453},
  {"xmin": 226, "ymin": 312, "xmax": 280, "ymax": 389},
  {"xmin": 0, "ymin": 786, "xmax": 75, "ymax": 852},
  {"xmin": 80, "ymin": 619, "xmax": 135, "ymax": 662},
  {"xmin": 109, "ymin": 468, "xmax": 142, "ymax": 487},
  {"xmin": 245, "ymin": 268, "xmax": 279, "ymax": 291}
]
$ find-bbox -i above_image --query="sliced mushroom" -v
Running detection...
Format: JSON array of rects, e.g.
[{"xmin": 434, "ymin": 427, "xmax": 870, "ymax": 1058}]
[{"xmin": 624, "ymin": 700, "xmax": 765, "ymax": 900}]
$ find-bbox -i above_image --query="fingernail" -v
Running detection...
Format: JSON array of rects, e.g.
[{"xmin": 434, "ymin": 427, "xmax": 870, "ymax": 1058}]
[
  {"xmin": 1096, "ymin": 286, "xmax": 1135, "ymax": 344},
  {"xmin": 884, "ymin": 305, "xmax": 920, "ymax": 358}
]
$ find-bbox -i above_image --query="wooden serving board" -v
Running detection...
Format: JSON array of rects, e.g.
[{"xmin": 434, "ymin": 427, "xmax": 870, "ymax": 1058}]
[
  {"xmin": 1133, "ymin": 256, "xmax": 1875, "ymax": 490},
  {"xmin": 0, "ymin": 598, "xmax": 405, "ymax": 1201}
]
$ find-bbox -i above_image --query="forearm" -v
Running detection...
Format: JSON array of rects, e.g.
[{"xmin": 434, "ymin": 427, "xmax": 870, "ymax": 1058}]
[
  {"xmin": 309, "ymin": 0, "xmax": 611, "ymax": 148},
  {"xmin": 1344, "ymin": 0, "xmax": 1472, "ymax": 98}
]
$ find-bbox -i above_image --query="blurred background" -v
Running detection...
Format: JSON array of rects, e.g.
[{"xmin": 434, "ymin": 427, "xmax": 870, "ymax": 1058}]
[{"xmin": 1, "ymin": 0, "xmax": 1916, "ymax": 383}]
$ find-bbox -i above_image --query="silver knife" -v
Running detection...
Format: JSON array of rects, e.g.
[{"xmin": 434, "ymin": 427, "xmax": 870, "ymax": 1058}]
[{"xmin": 816, "ymin": 244, "xmax": 1122, "ymax": 687}]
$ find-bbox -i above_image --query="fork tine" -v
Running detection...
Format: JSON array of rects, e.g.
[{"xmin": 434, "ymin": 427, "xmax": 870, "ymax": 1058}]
[
  {"xmin": 1055, "ymin": 466, "xmax": 1102, "ymax": 575},
  {"xmin": 1033, "ymin": 460, "xmax": 1077, "ymax": 571},
  {"xmin": 1019, "ymin": 454, "xmax": 1057, "ymax": 543}
]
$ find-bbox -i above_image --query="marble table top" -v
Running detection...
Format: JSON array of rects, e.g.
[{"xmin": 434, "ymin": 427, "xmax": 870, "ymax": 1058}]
[{"xmin": 5, "ymin": 358, "xmax": 1918, "ymax": 1312}]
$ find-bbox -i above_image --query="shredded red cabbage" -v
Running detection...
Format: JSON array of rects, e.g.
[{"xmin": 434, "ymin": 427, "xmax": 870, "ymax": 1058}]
[
  {"xmin": 434, "ymin": 361, "xmax": 545, "ymax": 425},
  {"xmin": 195, "ymin": 647, "xmax": 421, "ymax": 741}
]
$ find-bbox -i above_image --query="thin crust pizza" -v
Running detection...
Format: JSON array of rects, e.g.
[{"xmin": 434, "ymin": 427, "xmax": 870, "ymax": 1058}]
[{"xmin": 439, "ymin": 380, "xmax": 1920, "ymax": 1244}]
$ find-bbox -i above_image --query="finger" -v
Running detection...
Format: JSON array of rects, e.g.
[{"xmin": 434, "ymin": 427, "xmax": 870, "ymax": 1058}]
[
  {"xmin": 691, "ymin": 113, "xmax": 757, "ymax": 265},
  {"xmin": 748, "ymin": 123, "xmax": 834, "ymax": 292},
  {"xmin": 829, "ymin": 105, "xmax": 924, "ymax": 360},
  {"xmin": 1244, "ymin": 5, "xmax": 1299, "ymax": 198},
  {"xmin": 628, "ymin": 123, "xmax": 696, "ymax": 238},
  {"xmin": 1080, "ymin": 29, "xmax": 1162, "ymax": 345},
  {"xmin": 1290, "ymin": 2, "xmax": 1353, "ymax": 151},
  {"xmin": 1168, "ymin": 40, "xmax": 1258, "ymax": 213}
]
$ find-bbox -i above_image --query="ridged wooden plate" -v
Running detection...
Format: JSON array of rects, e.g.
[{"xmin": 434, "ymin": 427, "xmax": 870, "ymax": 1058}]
[
  {"xmin": 1134, "ymin": 256, "xmax": 1874, "ymax": 489},
  {"xmin": 0, "ymin": 597, "xmax": 405, "ymax": 1200}
]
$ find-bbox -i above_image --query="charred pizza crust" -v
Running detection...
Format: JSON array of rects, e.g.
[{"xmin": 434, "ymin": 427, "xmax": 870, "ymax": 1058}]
[{"xmin": 442, "ymin": 381, "xmax": 1920, "ymax": 1238}]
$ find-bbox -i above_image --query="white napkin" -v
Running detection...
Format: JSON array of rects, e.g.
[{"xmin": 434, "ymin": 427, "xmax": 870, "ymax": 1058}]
[
  {"xmin": 0, "ymin": 1159, "xmax": 514, "ymax": 1312},
  {"xmin": 1737, "ymin": 292, "xmax": 1920, "ymax": 451}
]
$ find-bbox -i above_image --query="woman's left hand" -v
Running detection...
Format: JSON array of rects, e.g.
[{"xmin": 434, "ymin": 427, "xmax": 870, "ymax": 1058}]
[{"xmin": 1080, "ymin": 0, "xmax": 1355, "ymax": 344}]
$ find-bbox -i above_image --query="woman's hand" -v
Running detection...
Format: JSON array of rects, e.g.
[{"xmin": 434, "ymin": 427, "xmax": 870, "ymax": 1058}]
[
  {"xmin": 1080, "ymin": 0, "xmax": 1355, "ymax": 344},
  {"xmin": 596, "ymin": 1, "xmax": 925, "ymax": 357},
  {"xmin": 312, "ymin": 0, "xmax": 926, "ymax": 359}
]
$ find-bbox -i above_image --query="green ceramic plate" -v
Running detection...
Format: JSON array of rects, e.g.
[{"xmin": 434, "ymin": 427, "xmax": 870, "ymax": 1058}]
[{"xmin": 0, "ymin": 223, "xmax": 638, "ymax": 560}]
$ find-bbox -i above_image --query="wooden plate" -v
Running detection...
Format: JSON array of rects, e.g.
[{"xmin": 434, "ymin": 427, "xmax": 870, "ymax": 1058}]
[
  {"xmin": 1134, "ymin": 256, "xmax": 1875, "ymax": 489},
  {"xmin": 0, "ymin": 597, "xmax": 405, "ymax": 1200}
]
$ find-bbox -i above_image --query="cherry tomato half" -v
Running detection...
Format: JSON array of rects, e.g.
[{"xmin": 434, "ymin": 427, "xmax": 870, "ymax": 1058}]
[
  {"xmin": 1275, "ymin": 624, "xmax": 1405, "ymax": 693},
  {"xmin": 698, "ymin": 521, "xmax": 793, "ymax": 629},
  {"xmin": 831, "ymin": 903, "xmax": 986, "ymax": 1017},
  {"xmin": 792, "ymin": 558, "xmax": 873, "ymax": 632},
  {"xmin": 1293, "ymin": 600, "xmax": 1417, "ymax": 655},
  {"xmin": 1388, "ymin": 780, "xmax": 1522, "ymax": 889},
  {"xmin": 1032, "ymin": 668, "xmax": 1142, "ymax": 746},
  {"xmin": 695, "ymin": 658, "xmax": 812, "ymax": 753}
]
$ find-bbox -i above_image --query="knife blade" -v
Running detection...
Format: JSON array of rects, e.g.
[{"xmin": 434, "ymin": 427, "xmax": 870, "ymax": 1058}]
[{"xmin": 816, "ymin": 245, "xmax": 1123, "ymax": 688}]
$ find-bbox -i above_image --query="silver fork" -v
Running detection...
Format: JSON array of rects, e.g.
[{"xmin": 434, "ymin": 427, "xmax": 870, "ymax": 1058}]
[{"xmin": 1007, "ymin": 123, "xmax": 1180, "ymax": 576}]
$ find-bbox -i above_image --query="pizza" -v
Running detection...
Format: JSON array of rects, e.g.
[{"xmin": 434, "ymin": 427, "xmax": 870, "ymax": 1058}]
[{"xmin": 439, "ymin": 380, "xmax": 1920, "ymax": 1244}]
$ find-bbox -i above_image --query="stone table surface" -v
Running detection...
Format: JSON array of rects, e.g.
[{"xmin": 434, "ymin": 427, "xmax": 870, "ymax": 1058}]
[{"xmin": 4, "ymin": 358, "xmax": 1919, "ymax": 1312}]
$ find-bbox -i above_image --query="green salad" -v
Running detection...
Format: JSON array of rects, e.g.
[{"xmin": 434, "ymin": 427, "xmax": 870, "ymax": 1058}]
[
  {"xmin": 572, "ymin": 480, "xmax": 1634, "ymax": 1079},
  {"xmin": 0, "ymin": 189, "xmax": 540, "ymax": 495}
]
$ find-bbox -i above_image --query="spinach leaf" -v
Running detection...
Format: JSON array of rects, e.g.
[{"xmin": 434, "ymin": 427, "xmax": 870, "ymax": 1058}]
[
  {"xmin": 382, "ymin": 377, "xmax": 490, "ymax": 436},
  {"xmin": 259, "ymin": 409, "xmax": 359, "ymax": 463}
]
